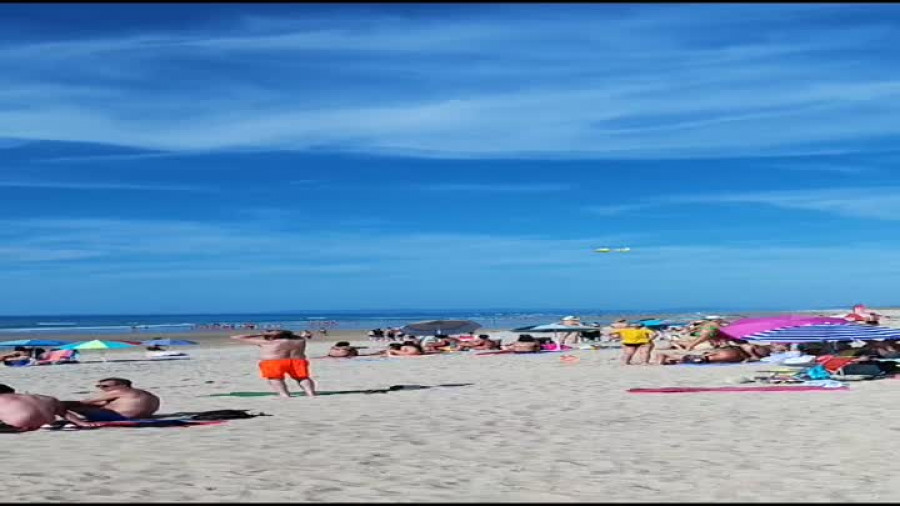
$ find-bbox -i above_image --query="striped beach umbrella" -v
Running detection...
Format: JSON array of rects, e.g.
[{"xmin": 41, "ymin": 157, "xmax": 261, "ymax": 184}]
[
  {"xmin": 743, "ymin": 323, "xmax": 900, "ymax": 343},
  {"xmin": 721, "ymin": 316, "xmax": 852, "ymax": 340},
  {"xmin": 58, "ymin": 340, "xmax": 136, "ymax": 350}
]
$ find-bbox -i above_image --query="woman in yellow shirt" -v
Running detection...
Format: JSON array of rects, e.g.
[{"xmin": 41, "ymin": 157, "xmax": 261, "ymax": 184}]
[{"xmin": 612, "ymin": 323, "xmax": 656, "ymax": 365}]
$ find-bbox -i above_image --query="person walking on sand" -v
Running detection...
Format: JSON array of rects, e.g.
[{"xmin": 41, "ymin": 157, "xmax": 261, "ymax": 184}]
[{"xmin": 231, "ymin": 330, "xmax": 317, "ymax": 398}]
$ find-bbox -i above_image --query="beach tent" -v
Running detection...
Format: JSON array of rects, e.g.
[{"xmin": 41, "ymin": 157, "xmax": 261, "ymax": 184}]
[
  {"xmin": 510, "ymin": 322, "xmax": 599, "ymax": 349},
  {"xmin": 742, "ymin": 323, "xmax": 900, "ymax": 343},
  {"xmin": 401, "ymin": 320, "xmax": 482, "ymax": 337}
]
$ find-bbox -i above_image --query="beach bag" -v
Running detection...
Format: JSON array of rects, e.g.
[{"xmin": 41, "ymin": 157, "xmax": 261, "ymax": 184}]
[
  {"xmin": 837, "ymin": 363, "xmax": 887, "ymax": 378},
  {"xmin": 189, "ymin": 409, "xmax": 269, "ymax": 421}
]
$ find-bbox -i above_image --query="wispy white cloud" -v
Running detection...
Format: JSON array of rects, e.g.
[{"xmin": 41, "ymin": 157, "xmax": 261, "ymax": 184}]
[
  {"xmin": 0, "ymin": 179, "xmax": 214, "ymax": 192},
  {"xmin": 584, "ymin": 204, "xmax": 654, "ymax": 216},
  {"xmin": 2, "ymin": 5, "xmax": 900, "ymax": 159},
  {"xmin": 584, "ymin": 186, "xmax": 900, "ymax": 221},
  {"xmin": 676, "ymin": 187, "xmax": 900, "ymax": 221},
  {"xmin": 416, "ymin": 183, "xmax": 573, "ymax": 193}
]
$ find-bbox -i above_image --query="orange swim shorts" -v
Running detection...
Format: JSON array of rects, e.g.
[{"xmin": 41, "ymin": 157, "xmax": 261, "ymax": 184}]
[{"xmin": 258, "ymin": 358, "xmax": 311, "ymax": 380}]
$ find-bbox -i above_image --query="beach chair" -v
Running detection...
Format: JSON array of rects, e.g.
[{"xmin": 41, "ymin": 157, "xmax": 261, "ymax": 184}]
[{"xmin": 35, "ymin": 350, "xmax": 79, "ymax": 366}]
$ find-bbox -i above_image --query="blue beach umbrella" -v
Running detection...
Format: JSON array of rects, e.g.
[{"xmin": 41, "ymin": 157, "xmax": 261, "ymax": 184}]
[
  {"xmin": 528, "ymin": 323, "xmax": 599, "ymax": 332},
  {"xmin": 633, "ymin": 319, "xmax": 670, "ymax": 328},
  {"xmin": 141, "ymin": 338, "xmax": 198, "ymax": 347},
  {"xmin": 744, "ymin": 323, "xmax": 900, "ymax": 343},
  {"xmin": 0, "ymin": 339, "xmax": 70, "ymax": 347}
]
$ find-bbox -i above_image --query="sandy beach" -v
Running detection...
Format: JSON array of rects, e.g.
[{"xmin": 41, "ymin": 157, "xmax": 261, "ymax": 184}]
[{"xmin": 5, "ymin": 328, "xmax": 900, "ymax": 502}]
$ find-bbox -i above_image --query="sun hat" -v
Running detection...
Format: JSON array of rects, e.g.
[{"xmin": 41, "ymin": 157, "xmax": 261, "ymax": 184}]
[{"xmin": 562, "ymin": 315, "xmax": 579, "ymax": 321}]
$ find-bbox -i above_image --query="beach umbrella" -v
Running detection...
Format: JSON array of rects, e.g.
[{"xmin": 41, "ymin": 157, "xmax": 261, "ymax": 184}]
[
  {"xmin": 528, "ymin": 323, "xmax": 599, "ymax": 332},
  {"xmin": 401, "ymin": 320, "xmax": 482, "ymax": 337},
  {"xmin": 513, "ymin": 323, "xmax": 600, "ymax": 349},
  {"xmin": 57, "ymin": 340, "xmax": 136, "ymax": 361},
  {"xmin": 58, "ymin": 340, "xmax": 136, "ymax": 350},
  {"xmin": 720, "ymin": 316, "xmax": 851, "ymax": 340},
  {"xmin": 0, "ymin": 339, "xmax": 70, "ymax": 348},
  {"xmin": 140, "ymin": 338, "xmax": 198, "ymax": 347},
  {"xmin": 743, "ymin": 323, "xmax": 900, "ymax": 343},
  {"xmin": 633, "ymin": 319, "xmax": 672, "ymax": 328}
]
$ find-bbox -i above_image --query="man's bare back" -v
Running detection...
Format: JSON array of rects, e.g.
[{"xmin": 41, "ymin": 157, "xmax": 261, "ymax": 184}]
[
  {"xmin": 96, "ymin": 387, "xmax": 160, "ymax": 418},
  {"xmin": 66, "ymin": 378, "xmax": 160, "ymax": 419},
  {"xmin": 232, "ymin": 331, "xmax": 308, "ymax": 360},
  {"xmin": 0, "ymin": 393, "xmax": 63, "ymax": 431},
  {"xmin": 231, "ymin": 331, "xmax": 316, "ymax": 398},
  {"xmin": 258, "ymin": 338, "xmax": 307, "ymax": 360}
]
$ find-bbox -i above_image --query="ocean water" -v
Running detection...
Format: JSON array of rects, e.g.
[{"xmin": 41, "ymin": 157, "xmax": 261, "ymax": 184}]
[{"xmin": 0, "ymin": 308, "xmax": 737, "ymax": 336}]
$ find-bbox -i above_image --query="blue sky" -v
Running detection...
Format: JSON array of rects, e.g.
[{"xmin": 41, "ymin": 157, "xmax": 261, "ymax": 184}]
[{"xmin": 3, "ymin": 3, "xmax": 900, "ymax": 314}]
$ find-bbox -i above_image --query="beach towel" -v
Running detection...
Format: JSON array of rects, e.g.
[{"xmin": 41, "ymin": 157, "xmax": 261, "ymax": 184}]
[
  {"xmin": 91, "ymin": 419, "xmax": 226, "ymax": 428},
  {"xmin": 206, "ymin": 384, "xmax": 473, "ymax": 398},
  {"xmin": 44, "ymin": 419, "xmax": 226, "ymax": 430},
  {"xmin": 677, "ymin": 362, "xmax": 751, "ymax": 367},
  {"xmin": 475, "ymin": 349, "xmax": 568, "ymax": 357},
  {"xmin": 627, "ymin": 385, "xmax": 849, "ymax": 394}
]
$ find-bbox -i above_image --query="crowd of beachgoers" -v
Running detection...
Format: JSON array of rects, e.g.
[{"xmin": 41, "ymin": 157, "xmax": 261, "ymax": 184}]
[{"xmin": 0, "ymin": 303, "xmax": 896, "ymax": 433}]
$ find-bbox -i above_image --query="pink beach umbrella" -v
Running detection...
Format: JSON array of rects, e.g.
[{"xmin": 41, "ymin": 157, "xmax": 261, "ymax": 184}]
[{"xmin": 720, "ymin": 316, "xmax": 852, "ymax": 340}]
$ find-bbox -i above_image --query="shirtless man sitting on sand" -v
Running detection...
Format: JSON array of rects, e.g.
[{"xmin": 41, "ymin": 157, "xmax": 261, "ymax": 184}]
[
  {"xmin": 63, "ymin": 378, "xmax": 160, "ymax": 421},
  {"xmin": 231, "ymin": 330, "xmax": 317, "ymax": 398},
  {"xmin": 0, "ymin": 384, "xmax": 94, "ymax": 432}
]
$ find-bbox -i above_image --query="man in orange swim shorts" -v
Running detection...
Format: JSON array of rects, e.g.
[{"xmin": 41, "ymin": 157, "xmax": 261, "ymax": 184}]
[{"xmin": 231, "ymin": 330, "xmax": 317, "ymax": 398}]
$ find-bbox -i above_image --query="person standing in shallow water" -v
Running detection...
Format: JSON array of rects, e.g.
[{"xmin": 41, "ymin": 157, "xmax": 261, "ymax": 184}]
[{"xmin": 231, "ymin": 330, "xmax": 317, "ymax": 398}]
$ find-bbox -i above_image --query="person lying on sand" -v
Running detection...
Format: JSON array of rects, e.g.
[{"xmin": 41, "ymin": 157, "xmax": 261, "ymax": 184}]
[
  {"xmin": 1, "ymin": 349, "xmax": 32, "ymax": 366},
  {"xmin": 328, "ymin": 341, "xmax": 360, "ymax": 358},
  {"xmin": 381, "ymin": 343, "xmax": 403, "ymax": 355},
  {"xmin": 231, "ymin": 330, "xmax": 317, "ymax": 398},
  {"xmin": 855, "ymin": 340, "xmax": 900, "ymax": 358},
  {"xmin": 502, "ymin": 335, "xmax": 540, "ymax": 353},
  {"xmin": 653, "ymin": 346, "xmax": 749, "ymax": 365},
  {"xmin": 420, "ymin": 335, "xmax": 459, "ymax": 353},
  {"xmin": 458, "ymin": 334, "xmax": 500, "ymax": 351},
  {"xmin": 0, "ymin": 384, "xmax": 94, "ymax": 432},
  {"xmin": 387, "ymin": 341, "xmax": 425, "ymax": 357},
  {"xmin": 64, "ymin": 378, "xmax": 161, "ymax": 421}
]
